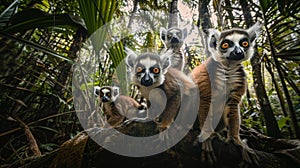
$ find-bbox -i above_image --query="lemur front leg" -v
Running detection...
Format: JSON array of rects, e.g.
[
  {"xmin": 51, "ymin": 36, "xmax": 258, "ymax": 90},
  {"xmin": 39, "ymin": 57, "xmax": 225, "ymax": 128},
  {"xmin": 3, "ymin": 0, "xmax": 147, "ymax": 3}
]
[
  {"xmin": 105, "ymin": 114, "xmax": 125, "ymax": 129},
  {"xmin": 195, "ymin": 95, "xmax": 224, "ymax": 164},
  {"xmin": 224, "ymin": 95, "xmax": 260, "ymax": 166},
  {"xmin": 224, "ymin": 98, "xmax": 241, "ymax": 144},
  {"xmin": 155, "ymin": 93, "xmax": 181, "ymax": 141}
]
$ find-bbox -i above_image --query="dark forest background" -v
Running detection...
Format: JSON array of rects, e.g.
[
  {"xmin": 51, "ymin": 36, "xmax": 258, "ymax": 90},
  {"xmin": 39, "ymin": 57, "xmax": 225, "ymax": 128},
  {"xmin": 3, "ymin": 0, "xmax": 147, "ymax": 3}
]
[{"xmin": 0, "ymin": 0, "xmax": 299, "ymax": 167}]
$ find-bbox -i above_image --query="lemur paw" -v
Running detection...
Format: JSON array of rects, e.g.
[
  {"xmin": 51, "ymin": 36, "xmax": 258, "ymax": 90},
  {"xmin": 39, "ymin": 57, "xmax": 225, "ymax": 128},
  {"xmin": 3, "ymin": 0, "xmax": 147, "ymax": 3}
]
[
  {"xmin": 156, "ymin": 124, "xmax": 169, "ymax": 140},
  {"xmin": 226, "ymin": 137, "xmax": 260, "ymax": 166},
  {"xmin": 194, "ymin": 132, "xmax": 223, "ymax": 164},
  {"xmin": 86, "ymin": 127, "xmax": 108, "ymax": 136},
  {"xmin": 124, "ymin": 117, "xmax": 151, "ymax": 125},
  {"xmin": 239, "ymin": 144, "xmax": 260, "ymax": 167},
  {"xmin": 224, "ymin": 136, "xmax": 241, "ymax": 145},
  {"xmin": 201, "ymin": 138, "xmax": 217, "ymax": 164}
]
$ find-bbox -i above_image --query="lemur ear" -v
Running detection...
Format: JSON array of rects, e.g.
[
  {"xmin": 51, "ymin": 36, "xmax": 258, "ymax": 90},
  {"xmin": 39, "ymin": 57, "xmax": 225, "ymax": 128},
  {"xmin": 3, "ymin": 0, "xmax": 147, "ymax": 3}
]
[
  {"xmin": 94, "ymin": 86, "xmax": 101, "ymax": 96},
  {"xmin": 112, "ymin": 86, "xmax": 120, "ymax": 98},
  {"xmin": 160, "ymin": 49, "xmax": 173, "ymax": 73},
  {"xmin": 160, "ymin": 27, "xmax": 167, "ymax": 41},
  {"xmin": 205, "ymin": 28, "xmax": 221, "ymax": 50},
  {"xmin": 203, "ymin": 28, "xmax": 220, "ymax": 60},
  {"xmin": 125, "ymin": 47, "xmax": 138, "ymax": 71},
  {"xmin": 182, "ymin": 28, "xmax": 188, "ymax": 39},
  {"xmin": 247, "ymin": 22, "xmax": 263, "ymax": 42}
]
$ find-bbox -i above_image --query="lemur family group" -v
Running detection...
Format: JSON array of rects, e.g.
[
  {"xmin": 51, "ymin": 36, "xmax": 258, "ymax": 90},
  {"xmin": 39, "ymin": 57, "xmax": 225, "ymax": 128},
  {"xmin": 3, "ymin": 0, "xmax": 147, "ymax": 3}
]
[{"xmin": 94, "ymin": 22, "xmax": 262, "ymax": 165}]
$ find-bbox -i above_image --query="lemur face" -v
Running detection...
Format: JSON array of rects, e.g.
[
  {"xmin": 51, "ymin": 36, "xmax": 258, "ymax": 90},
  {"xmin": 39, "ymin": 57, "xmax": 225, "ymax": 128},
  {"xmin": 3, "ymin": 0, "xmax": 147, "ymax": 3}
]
[
  {"xmin": 160, "ymin": 27, "xmax": 187, "ymax": 48},
  {"xmin": 218, "ymin": 32, "xmax": 252, "ymax": 61},
  {"xmin": 206, "ymin": 22, "xmax": 262, "ymax": 65},
  {"xmin": 94, "ymin": 86, "xmax": 119, "ymax": 103},
  {"xmin": 125, "ymin": 48, "xmax": 172, "ymax": 88}
]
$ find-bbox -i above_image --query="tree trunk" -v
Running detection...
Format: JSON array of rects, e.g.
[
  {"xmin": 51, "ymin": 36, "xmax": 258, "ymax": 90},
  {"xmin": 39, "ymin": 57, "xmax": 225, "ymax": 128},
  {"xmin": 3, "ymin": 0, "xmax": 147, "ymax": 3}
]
[
  {"xmin": 260, "ymin": 6, "xmax": 300, "ymax": 138},
  {"xmin": 239, "ymin": 0, "xmax": 282, "ymax": 138},
  {"xmin": 11, "ymin": 121, "xmax": 300, "ymax": 168},
  {"xmin": 224, "ymin": 0, "xmax": 236, "ymax": 27},
  {"xmin": 168, "ymin": 0, "xmax": 179, "ymax": 28},
  {"xmin": 197, "ymin": 0, "xmax": 212, "ymax": 58},
  {"xmin": 197, "ymin": 0, "xmax": 211, "ymax": 29},
  {"xmin": 127, "ymin": 0, "xmax": 139, "ymax": 29},
  {"xmin": 264, "ymin": 57, "xmax": 293, "ymax": 137},
  {"xmin": 267, "ymin": 29, "xmax": 300, "ymax": 139}
]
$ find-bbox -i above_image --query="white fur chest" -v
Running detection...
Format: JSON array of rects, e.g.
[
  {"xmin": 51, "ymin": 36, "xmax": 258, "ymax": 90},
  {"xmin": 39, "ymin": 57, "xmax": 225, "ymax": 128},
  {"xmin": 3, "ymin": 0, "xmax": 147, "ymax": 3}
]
[
  {"xmin": 213, "ymin": 64, "xmax": 246, "ymax": 98},
  {"xmin": 137, "ymin": 85, "xmax": 158, "ymax": 100}
]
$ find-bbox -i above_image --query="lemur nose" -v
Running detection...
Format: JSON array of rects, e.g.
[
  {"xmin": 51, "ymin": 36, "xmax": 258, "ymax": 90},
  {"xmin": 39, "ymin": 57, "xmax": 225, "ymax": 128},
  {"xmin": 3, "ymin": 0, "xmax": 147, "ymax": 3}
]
[
  {"xmin": 141, "ymin": 73, "xmax": 153, "ymax": 86},
  {"xmin": 228, "ymin": 47, "xmax": 245, "ymax": 60},
  {"xmin": 102, "ymin": 96, "xmax": 109, "ymax": 102},
  {"xmin": 144, "ymin": 73, "xmax": 150, "ymax": 81},
  {"xmin": 141, "ymin": 79, "xmax": 153, "ymax": 86},
  {"xmin": 234, "ymin": 47, "xmax": 243, "ymax": 54},
  {"xmin": 171, "ymin": 37, "xmax": 179, "ymax": 43}
]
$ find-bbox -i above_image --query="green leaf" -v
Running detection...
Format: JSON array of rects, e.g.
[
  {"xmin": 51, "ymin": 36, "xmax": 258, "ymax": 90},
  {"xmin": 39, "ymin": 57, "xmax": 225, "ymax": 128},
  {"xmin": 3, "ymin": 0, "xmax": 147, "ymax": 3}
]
[
  {"xmin": 276, "ymin": 49, "xmax": 300, "ymax": 61},
  {"xmin": 109, "ymin": 42, "xmax": 126, "ymax": 68},
  {"xmin": 276, "ymin": 0, "xmax": 286, "ymax": 15},
  {"xmin": 259, "ymin": 0, "xmax": 271, "ymax": 13},
  {"xmin": 277, "ymin": 117, "xmax": 290, "ymax": 129},
  {"xmin": 80, "ymin": 82, "xmax": 95, "ymax": 90},
  {"xmin": 0, "ymin": 32, "xmax": 75, "ymax": 63},
  {"xmin": 277, "ymin": 55, "xmax": 300, "ymax": 61},
  {"xmin": 0, "ymin": 0, "xmax": 19, "ymax": 28},
  {"xmin": 77, "ymin": 0, "xmax": 117, "ymax": 53},
  {"xmin": 109, "ymin": 41, "xmax": 128, "ymax": 93},
  {"xmin": 37, "ymin": 126, "xmax": 59, "ymax": 133},
  {"xmin": 3, "ymin": 8, "xmax": 86, "ymax": 33},
  {"xmin": 40, "ymin": 143, "xmax": 59, "ymax": 151}
]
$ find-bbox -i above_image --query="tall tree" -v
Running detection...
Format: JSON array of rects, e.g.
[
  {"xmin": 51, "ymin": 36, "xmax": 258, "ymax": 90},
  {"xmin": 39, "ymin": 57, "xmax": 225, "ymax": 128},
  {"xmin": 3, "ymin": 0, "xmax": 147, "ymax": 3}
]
[
  {"xmin": 239, "ymin": 0, "xmax": 282, "ymax": 138},
  {"xmin": 197, "ymin": 0, "xmax": 212, "ymax": 58},
  {"xmin": 197, "ymin": 0, "xmax": 211, "ymax": 29},
  {"xmin": 168, "ymin": 0, "xmax": 179, "ymax": 28},
  {"xmin": 259, "ymin": 0, "xmax": 300, "ymax": 138}
]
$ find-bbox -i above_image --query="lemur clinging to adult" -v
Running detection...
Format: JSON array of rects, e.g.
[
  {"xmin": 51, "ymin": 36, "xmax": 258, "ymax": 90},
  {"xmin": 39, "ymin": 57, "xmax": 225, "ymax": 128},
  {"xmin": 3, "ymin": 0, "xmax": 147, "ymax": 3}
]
[{"xmin": 94, "ymin": 86, "xmax": 147, "ymax": 128}]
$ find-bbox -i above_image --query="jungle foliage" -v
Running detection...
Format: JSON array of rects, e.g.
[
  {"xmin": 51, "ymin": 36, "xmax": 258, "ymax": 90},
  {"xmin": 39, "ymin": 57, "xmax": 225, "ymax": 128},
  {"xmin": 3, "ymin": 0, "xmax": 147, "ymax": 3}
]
[{"xmin": 0, "ymin": 0, "xmax": 299, "ymax": 167}]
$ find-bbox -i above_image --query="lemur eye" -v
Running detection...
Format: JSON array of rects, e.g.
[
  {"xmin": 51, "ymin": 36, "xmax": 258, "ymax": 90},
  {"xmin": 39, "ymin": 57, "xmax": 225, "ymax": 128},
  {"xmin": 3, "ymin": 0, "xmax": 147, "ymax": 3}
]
[
  {"xmin": 152, "ymin": 67, "xmax": 160, "ymax": 74},
  {"xmin": 167, "ymin": 34, "xmax": 172, "ymax": 39},
  {"xmin": 106, "ymin": 93, "xmax": 111, "ymax": 97},
  {"xmin": 136, "ymin": 67, "xmax": 143, "ymax": 73},
  {"xmin": 242, "ymin": 41, "xmax": 249, "ymax": 47},
  {"xmin": 100, "ymin": 92, "xmax": 104, "ymax": 97},
  {"xmin": 221, "ymin": 42, "xmax": 229, "ymax": 49}
]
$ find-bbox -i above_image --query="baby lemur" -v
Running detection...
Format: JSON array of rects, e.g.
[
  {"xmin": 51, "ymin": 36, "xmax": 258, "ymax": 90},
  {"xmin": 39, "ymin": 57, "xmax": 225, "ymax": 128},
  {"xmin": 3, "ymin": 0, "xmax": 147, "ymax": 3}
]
[
  {"xmin": 94, "ymin": 86, "xmax": 146, "ymax": 128},
  {"xmin": 160, "ymin": 27, "xmax": 187, "ymax": 72},
  {"xmin": 125, "ymin": 48, "xmax": 196, "ymax": 132},
  {"xmin": 191, "ymin": 22, "xmax": 262, "ymax": 164}
]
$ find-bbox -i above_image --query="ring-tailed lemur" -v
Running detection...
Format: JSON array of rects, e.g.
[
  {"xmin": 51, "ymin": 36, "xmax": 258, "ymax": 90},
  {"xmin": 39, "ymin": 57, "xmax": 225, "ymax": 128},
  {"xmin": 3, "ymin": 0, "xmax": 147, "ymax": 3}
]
[
  {"xmin": 125, "ymin": 48, "xmax": 196, "ymax": 132},
  {"xmin": 93, "ymin": 86, "xmax": 147, "ymax": 128},
  {"xmin": 160, "ymin": 27, "xmax": 187, "ymax": 72},
  {"xmin": 191, "ymin": 22, "xmax": 262, "ymax": 165}
]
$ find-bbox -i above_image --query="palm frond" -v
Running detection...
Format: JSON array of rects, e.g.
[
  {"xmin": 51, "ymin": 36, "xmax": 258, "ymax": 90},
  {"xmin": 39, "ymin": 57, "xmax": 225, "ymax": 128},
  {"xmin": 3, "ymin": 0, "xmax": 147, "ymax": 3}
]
[
  {"xmin": 77, "ymin": 0, "xmax": 117, "ymax": 53},
  {"xmin": 3, "ymin": 8, "xmax": 86, "ymax": 33}
]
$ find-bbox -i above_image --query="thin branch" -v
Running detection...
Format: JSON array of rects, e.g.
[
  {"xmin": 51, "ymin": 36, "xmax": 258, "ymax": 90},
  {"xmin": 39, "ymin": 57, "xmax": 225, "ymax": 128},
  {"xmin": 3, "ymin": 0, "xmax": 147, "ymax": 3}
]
[
  {"xmin": 12, "ymin": 116, "xmax": 42, "ymax": 156},
  {"xmin": 0, "ymin": 110, "xmax": 81, "ymax": 137}
]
